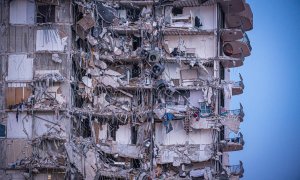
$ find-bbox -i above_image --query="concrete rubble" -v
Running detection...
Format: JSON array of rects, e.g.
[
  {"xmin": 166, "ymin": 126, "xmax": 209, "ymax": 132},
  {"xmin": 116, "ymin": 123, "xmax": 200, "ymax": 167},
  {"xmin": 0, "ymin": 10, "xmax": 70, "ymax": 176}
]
[{"xmin": 0, "ymin": 0, "xmax": 252, "ymax": 179}]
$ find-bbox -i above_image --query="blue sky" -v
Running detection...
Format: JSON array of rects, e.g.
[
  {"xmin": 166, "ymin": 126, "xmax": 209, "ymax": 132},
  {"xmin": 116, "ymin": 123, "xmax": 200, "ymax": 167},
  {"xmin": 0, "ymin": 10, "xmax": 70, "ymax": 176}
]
[{"xmin": 230, "ymin": 0, "xmax": 300, "ymax": 179}]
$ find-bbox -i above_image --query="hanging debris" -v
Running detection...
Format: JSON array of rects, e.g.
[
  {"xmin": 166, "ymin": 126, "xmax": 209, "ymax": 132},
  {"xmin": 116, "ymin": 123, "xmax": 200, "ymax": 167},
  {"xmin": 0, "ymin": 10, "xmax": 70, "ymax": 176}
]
[{"xmin": 0, "ymin": 0, "xmax": 253, "ymax": 179}]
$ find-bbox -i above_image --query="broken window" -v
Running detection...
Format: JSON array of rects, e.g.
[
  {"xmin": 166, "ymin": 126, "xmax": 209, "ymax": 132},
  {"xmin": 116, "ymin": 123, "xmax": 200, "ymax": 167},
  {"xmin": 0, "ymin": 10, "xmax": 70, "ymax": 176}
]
[
  {"xmin": 36, "ymin": 29, "xmax": 67, "ymax": 51},
  {"xmin": 131, "ymin": 64, "xmax": 141, "ymax": 78},
  {"xmin": 172, "ymin": 7, "xmax": 183, "ymax": 15},
  {"xmin": 0, "ymin": 124, "xmax": 5, "ymax": 138},
  {"xmin": 9, "ymin": 0, "xmax": 35, "ymax": 25},
  {"xmin": 220, "ymin": 64, "xmax": 225, "ymax": 80},
  {"xmin": 36, "ymin": 4, "xmax": 56, "ymax": 23},
  {"xmin": 132, "ymin": 36, "xmax": 141, "ymax": 51},
  {"xmin": 132, "ymin": 159, "xmax": 141, "ymax": 169},
  {"xmin": 131, "ymin": 126, "xmax": 138, "ymax": 144},
  {"xmin": 220, "ymin": 90, "xmax": 225, "ymax": 107},
  {"xmin": 127, "ymin": 9, "xmax": 141, "ymax": 22},
  {"xmin": 71, "ymin": 114, "xmax": 93, "ymax": 138},
  {"xmin": 82, "ymin": 119, "xmax": 91, "ymax": 138},
  {"xmin": 220, "ymin": 126, "xmax": 225, "ymax": 141},
  {"xmin": 108, "ymin": 123, "xmax": 117, "ymax": 141},
  {"xmin": 200, "ymin": 102, "xmax": 212, "ymax": 117}
]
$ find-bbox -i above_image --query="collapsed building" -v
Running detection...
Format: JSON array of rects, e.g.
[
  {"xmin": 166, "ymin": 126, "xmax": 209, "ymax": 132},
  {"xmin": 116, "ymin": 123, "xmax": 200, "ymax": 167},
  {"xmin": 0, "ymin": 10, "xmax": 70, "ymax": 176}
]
[{"xmin": 0, "ymin": 0, "xmax": 252, "ymax": 179}]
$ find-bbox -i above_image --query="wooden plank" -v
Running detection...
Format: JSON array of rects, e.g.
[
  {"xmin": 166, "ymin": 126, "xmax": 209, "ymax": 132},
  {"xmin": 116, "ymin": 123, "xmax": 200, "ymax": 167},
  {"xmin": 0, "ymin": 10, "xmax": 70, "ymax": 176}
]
[
  {"xmin": 15, "ymin": 26, "xmax": 23, "ymax": 52},
  {"xmin": 6, "ymin": 87, "xmax": 32, "ymax": 107},
  {"xmin": 23, "ymin": 87, "xmax": 32, "ymax": 101},
  {"xmin": 5, "ymin": 87, "xmax": 15, "ymax": 107},
  {"xmin": 15, "ymin": 87, "xmax": 23, "ymax": 104},
  {"xmin": 9, "ymin": 26, "xmax": 16, "ymax": 53}
]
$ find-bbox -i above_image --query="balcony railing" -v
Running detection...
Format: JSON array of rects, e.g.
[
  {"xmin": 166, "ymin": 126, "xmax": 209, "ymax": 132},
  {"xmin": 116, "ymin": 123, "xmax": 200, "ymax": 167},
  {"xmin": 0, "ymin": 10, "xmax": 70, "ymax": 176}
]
[
  {"xmin": 231, "ymin": 73, "xmax": 244, "ymax": 95},
  {"xmin": 225, "ymin": 132, "xmax": 244, "ymax": 146},
  {"xmin": 225, "ymin": 161, "xmax": 244, "ymax": 177},
  {"xmin": 233, "ymin": 80, "xmax": 244, "ymax": 89},
  {"xmin": 242, "ymin": 33, "xmax": 252, "ymax": 51},
  {"xmin": 223, "ymin": 32, "xmax": 252, "ymax": 58},
  {"xmin": 224, "ymin": 3, "xmax": 253, "ymax": 31},
  {"xmin": 220, "ymin": 103, "xmax": 244, "ymax": 121},
  {"xmin": 218, "ymin": 0, "xmax": 245, "ymax": 14},
  {"xmin": 199, "ymin": 102, "xmax": 212, "ymax": 118}
]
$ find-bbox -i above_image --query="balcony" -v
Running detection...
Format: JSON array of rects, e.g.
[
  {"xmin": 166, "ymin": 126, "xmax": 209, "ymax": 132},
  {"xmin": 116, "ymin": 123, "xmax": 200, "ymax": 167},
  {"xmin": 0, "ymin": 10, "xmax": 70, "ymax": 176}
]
[
  {"xmin": 225, "ymin": 3, "xmax": 253, "ymax": 31},
  {"xmin": 221, "ymin": 29, "xmax": 244, "ymax": 42},
  {"xmin": 218, "ymin": 0, "xmax": 246, "ymax": 14},
  {"xmin": 219, "ymin": 56, "xmax": 244, "ymax": 68},
  {"xmin": 220, "ymin": 103, "xmax": 244, "ymax": 133},
  {"xmin": 232, "ymin": 81, "xmax": 244, "ymax": 95},
  {"xmin": 190, "ymin": 103, "xmax": 219, "ymax": 129},
  {"xmin": 221, "ymin": 103, "xmax": 244, "ymax": 121},
  {"xmin": 221, "ymin": 132, "xmax": 244, "ymax": 152},
  {"xmin": 232, "ymin": 74, "xmax": 244, "ymax": 95},
  {"xmin": 223, "ymin": 33, "xmax": 252, "ymax": 58},
  {"xmin": 224, "ymin": 161, "xmax": 244, "ymax": 177}
]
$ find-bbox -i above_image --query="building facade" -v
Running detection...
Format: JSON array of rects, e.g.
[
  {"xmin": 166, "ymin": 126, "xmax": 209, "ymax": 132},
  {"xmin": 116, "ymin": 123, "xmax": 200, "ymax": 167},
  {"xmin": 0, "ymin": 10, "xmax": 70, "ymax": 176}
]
[{"xmin": 0, "ymin": 0, "xmax": 252, "ymax": 179}]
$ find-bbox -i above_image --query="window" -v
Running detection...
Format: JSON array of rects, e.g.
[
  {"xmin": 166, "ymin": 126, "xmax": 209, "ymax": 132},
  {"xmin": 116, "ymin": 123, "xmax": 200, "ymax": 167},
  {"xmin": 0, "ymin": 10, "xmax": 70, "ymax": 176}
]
[
  {"xmin": 131, "ymin": 126, "xmax": 137, "ymax": 144},
  {"xmin": 36, "ymin": 29, "xmax": 67, "ymax": 51},
  {"xmin": 220, "ymin": 126, "xmax": 224, "ymax": 140},
  {"xmin": 172, "ymin": 7, "xmax": 183, "ymax": 15},
  {"xmin": 200, "ymin": 103, "xmax": 211, "ymax": 113},
  {"xmin": 108, "ymin": 123, "xmax": 117, "ymax": 141},
  {"xmin": 220, "ymin": 90, "xmax": 225, "ymax": 107},
  {"xmin": 0, "ymin": 124, "xmax": 5, "ymax": 138},
  {"xmin": 132, "ymin": 36, "xmax": 141, "ymax": 51},
  {"xmin": 220, "ymin": 63, "xmax": 225, "ymax": 80},
  {"xmin": 36, "ymin": 4, "xmax": 56, "ymax": 23}
]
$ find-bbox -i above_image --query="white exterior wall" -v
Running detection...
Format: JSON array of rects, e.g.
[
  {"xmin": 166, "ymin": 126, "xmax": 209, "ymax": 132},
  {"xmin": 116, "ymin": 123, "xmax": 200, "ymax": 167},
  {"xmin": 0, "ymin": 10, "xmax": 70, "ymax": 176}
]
[
  {"xmin": 163, "ymin": 64, "xmax": 214, "ymax": 83},
  {"xmin": 189, "ymin": 90, "xmax": 204, "ymax": 108},
  {"xmin": 7, "ymin": 112, "xmax": 69, "ymax": 139},
  {"xmin": 116, "ymin": 124, "xmax": 131, "ymax": 144},
  {"xmin": 9, "ymin": 0, "xmax": 35, "ymax": 25},
  {"xmin": 7, "ymin": 112, "xmax": 32, "ymax": 139},
  {"xmin": 164, "ymin": 5, "xmax": 217, "ymax": 58},
  {"xmin": 181, "ymin": 6, "xmax": 216, "ymax": 30},
  {"xmin": 98, "ymin": 123, "xmax": 108, "ymax": 141},
  {"xmin": 7, "ymin": 54, "xmax": 33, "ymax": 81},
  {"xmin": 36, "ymin": 30, "xmax": 67, "ymax": 52},
  {"xmin": 225, "ymin": 68, "xmax": 231, "ymax": 109},
  {"xmin": 163, "ymin": 63, "xmax": 181, "ymax": 82},
  {"xmin": 155, "ymin": 121, "xmax": 213, "ymax": 145},
  {"xmin": 164, "ymin": 35, "xmax": 216, "ymax": 58},
  {"xmin": 33, "ymin": 113, "xmax": 67, "ymax": 138},
  {"xmin": 165, "ymin": 5, "xmax": 216, "ymax": 30}
]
